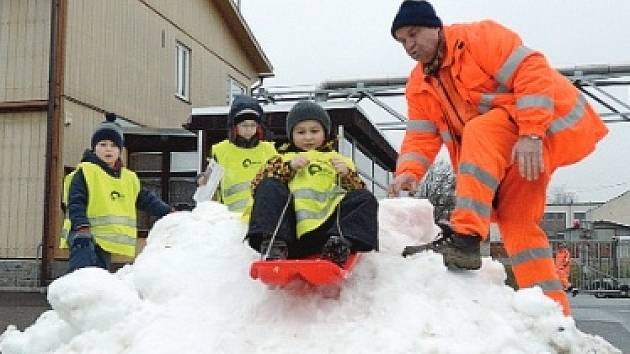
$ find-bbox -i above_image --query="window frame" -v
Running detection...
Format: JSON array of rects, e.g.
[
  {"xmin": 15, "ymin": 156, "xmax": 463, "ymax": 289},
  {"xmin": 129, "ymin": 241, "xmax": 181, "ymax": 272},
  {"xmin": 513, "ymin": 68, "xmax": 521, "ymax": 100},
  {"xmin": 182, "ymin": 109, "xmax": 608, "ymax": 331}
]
[{"xmin": 176, "ymin": 42, "xmax": 191, "ymax": 101}]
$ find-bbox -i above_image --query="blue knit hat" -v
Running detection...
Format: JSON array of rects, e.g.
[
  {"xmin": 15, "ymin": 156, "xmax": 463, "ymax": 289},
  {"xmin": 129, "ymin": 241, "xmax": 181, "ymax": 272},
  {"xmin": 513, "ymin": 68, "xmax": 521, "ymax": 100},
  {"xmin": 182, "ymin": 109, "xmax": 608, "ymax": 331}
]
[
  {"xmin": 228, "ymin": 95, "xmax": 264, "ymax": 127},
  {"xmin": 91, "ymin": 112, "xmax": 124, "ymax": 149},
  {"xmin": 391, "ymin": 0, "xmax": 442, "ymax": 39}
]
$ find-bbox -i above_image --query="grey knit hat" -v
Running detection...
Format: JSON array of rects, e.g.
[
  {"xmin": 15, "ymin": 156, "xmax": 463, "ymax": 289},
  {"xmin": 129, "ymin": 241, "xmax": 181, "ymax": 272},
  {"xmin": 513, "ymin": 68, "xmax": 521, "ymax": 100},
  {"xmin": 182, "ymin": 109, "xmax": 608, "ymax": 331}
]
[
  {"xmin": 285, "ymin": 101, "xmax": 331, "ymax": 142},
  {"xmin": 91, "ymin": 112, "xmax": 124, "ymax": 149}
]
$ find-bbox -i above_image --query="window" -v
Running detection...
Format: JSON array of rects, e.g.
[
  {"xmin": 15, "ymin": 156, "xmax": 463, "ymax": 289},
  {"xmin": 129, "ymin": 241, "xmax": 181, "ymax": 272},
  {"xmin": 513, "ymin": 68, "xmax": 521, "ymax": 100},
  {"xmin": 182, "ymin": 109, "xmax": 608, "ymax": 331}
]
[
  {"xmin": 176, "ymin": 42, "xmax": 191, "ymax": 100},
  {"xmin": 227, "ymin": 77, "xmax": 246, "ymax": 104}
]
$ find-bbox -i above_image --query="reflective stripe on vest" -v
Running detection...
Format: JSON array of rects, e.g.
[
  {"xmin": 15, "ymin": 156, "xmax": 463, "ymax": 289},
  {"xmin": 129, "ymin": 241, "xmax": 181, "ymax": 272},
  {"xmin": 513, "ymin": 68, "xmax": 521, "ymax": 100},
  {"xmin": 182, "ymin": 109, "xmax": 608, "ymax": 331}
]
[
  {"xmin": 212, "ymin": 140, "xmax": 276, "ymax": 213},
  {"xmin": 286, "ymin": 150, "xmax": 352, "ymax": 238},
  {"xmin": 80, "ymin": 162, "xmax": 140, "ymax": 257}
]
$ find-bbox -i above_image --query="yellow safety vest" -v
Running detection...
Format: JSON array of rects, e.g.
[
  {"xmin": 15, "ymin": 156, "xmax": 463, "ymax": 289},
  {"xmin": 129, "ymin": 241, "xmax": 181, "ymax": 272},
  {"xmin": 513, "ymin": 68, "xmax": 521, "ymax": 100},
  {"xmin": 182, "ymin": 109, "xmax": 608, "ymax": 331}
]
[
  {"xmin": 60, "ymin": 162, "xmax": 140, "ymax": 257},
  {"xmin": 285, "ymin": 150, "xmax": 353, "ymax": 238},
  {"xmin": 59, "ymin": 171, "xmax": 77, "ymax": 248},
  {"xmin": 212, "ymin": 140, "xmax": 276, "ymax": 212}
]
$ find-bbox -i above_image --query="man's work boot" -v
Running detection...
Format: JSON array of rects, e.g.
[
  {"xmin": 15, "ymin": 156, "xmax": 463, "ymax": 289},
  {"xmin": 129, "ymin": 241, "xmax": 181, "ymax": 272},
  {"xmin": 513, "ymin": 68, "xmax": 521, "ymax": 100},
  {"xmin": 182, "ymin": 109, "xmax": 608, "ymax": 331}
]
[
  {"xmin": 260, "ymin": 239, "xmax": 288, "ymax": 261},
  {"xmin": 402, "ymin": 221, "xmax": 482, "ymax": 270}
]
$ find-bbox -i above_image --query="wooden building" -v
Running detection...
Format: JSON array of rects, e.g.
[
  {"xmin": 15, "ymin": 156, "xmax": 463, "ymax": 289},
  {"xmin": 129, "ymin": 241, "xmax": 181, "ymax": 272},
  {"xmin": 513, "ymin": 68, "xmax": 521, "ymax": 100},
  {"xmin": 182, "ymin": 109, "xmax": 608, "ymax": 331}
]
[{"xmin": 0, "ymin": 0, "xmax": 272, "ymax": 287}]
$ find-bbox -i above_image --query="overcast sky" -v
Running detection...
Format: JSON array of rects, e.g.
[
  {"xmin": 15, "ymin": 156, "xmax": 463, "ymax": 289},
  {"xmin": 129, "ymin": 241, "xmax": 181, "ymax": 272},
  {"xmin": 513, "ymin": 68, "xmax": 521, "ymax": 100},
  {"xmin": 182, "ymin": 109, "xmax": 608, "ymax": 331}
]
[{"xmin": 241, "ymin": 0, "xmax": 630, "ymax": 202}]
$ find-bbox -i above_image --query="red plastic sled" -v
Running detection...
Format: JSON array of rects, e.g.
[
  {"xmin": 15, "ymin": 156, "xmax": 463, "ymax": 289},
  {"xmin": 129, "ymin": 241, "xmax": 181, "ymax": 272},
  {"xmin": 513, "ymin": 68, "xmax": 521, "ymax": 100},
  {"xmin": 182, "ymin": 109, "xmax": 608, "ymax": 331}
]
[{"xmin": 250, "ymin": 253, "xmax": 360, "ymax": 287}]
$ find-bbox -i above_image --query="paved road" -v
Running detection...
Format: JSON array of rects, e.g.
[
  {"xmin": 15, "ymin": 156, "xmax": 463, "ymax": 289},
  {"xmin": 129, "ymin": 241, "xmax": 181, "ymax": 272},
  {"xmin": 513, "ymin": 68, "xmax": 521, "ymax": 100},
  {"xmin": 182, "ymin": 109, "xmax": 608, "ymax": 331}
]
[
  {"xmin": 0, "ymin": 291, "xmax": 50, "ymax": 332},
  {"xmin": 1, "ymin": 291, "xmax": 629, "ymax": 352},
  {"xmin": 570, "ymin": 293, "xmax": 630, "ymax": 353}
]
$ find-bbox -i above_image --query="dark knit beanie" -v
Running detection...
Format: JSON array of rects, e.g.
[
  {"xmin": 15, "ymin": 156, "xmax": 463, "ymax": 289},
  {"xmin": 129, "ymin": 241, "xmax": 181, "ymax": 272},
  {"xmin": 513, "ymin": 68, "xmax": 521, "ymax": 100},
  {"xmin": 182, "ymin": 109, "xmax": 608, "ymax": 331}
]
[
  {"xmin": 91, "ymin": 112, "xmax": 124, "ymax": 149},
  {"xmin": 286, "ymin": 101, "xmax": 331, "ymax": 142},
  {"xmin": 228, "ymin": 95, "xmax": 264, "ymax": 127},
  {"xmin": 391, "ymin": 0, "xmax": 442, "ymax": 38}
]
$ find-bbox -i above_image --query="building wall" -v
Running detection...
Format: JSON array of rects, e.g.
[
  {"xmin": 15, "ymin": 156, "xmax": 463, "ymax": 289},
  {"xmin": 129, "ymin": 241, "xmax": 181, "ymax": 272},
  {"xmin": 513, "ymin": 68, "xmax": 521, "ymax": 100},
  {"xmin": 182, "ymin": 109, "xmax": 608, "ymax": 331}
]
[
  {"xmin": 0, "ymin": 0, "xmax": 51, "ymax": 101},
  {"xmin": 63, "ymin": 0, "xmax": 256, "ymax": 131},
  {"xmin": 589, "ymin": 191, "xmax": 630, "ymax": 226},
  {"xmin": 0, "ymin": 112, "xmax": 47, "ymax": 258}
]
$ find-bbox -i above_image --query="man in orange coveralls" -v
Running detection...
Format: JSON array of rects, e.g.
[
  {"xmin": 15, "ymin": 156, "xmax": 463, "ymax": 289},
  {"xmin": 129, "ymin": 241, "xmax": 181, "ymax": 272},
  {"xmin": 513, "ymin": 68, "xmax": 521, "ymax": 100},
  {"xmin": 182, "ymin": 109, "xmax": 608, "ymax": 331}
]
[
  {"xmin": 555, "ymin": 243, "xmax": 572, "ymax": 291},
  {"xmin": 388, "ymin": 0, "xmax": 607, "ymax": 315}
]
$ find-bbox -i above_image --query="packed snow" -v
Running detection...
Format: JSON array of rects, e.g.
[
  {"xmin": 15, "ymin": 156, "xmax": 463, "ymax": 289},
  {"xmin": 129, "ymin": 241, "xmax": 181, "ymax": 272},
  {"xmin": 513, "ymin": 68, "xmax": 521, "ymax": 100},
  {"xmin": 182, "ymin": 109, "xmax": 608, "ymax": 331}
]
[{"xmin": 0, "ymin": 198, "xmax": 620, "ymax": 354}]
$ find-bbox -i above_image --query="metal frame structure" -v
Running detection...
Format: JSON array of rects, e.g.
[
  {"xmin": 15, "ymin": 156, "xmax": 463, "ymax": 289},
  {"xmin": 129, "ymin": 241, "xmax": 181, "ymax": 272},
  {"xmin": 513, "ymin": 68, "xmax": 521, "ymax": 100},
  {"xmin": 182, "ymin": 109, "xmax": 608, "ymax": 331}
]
[{"xmin": 252, "ymin": 64, "xmax": 630, "ymax": 132}]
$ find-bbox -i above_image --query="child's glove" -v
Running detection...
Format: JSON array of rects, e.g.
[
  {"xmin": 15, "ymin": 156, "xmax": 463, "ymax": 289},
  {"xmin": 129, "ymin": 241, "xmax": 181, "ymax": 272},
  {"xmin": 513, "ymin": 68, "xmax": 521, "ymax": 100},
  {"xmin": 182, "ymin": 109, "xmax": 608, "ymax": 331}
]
[
  {"xmin": 289, "ymin": 155, "xmax": 309, "ymax": 171},
  {"xmin": 330, "ymin": 158, "xmax": 349, "ymax": 176},
  {"xmin": 72, "ymin": 227, "xmax": 94, "ymax": 249}
]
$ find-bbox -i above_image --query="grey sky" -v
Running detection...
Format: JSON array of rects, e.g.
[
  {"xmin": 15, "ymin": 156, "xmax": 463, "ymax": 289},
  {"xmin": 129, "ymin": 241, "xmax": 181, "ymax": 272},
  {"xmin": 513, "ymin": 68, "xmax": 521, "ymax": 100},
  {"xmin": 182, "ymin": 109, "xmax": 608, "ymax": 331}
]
[{"xmin": 241, "ymin": 0, "xmax": 630, "ymax": 202}]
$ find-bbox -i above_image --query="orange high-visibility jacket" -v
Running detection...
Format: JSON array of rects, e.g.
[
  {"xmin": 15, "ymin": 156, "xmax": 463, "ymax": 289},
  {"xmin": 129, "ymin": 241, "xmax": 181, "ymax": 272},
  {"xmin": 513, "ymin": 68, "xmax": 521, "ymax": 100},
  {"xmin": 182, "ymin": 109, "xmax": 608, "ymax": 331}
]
[
  {"xmin": 555, "ymin": 248, "xmax": 571, "ymax": 272},
  {"xmin": 397, "ymin": 20, "xmax": 608, "ymax": 179}
]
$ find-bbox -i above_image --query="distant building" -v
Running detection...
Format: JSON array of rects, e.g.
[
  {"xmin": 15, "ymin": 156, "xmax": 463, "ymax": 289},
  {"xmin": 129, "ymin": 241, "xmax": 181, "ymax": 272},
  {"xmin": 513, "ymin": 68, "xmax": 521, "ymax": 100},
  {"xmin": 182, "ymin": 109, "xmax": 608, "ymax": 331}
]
[
  {"xmin": 542, "ymin": 202, "xmax": 604, "ymax": 240},
  {"xmin": 588, "ymin": 190, "xmax": 630, "ymax": 226},
  {"xmin": 0, "ymin": 0, "xmax": 272, "ymax": 287}
]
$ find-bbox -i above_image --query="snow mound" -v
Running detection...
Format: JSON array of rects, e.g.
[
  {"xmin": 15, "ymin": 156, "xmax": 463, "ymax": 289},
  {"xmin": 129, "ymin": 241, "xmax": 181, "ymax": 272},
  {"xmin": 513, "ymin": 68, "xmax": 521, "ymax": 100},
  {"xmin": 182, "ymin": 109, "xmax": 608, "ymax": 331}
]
[{"xmin": 0, "ymin": 199, "xmax": 620, "ymax": 354}]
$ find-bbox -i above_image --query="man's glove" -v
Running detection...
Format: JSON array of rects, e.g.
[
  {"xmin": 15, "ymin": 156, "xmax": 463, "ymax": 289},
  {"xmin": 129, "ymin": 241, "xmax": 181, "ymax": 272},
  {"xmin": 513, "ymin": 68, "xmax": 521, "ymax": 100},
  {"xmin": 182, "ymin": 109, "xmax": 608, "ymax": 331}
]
[{"xmin": 388, "ymin": 172, "xmax": 419, "ymax": 197}]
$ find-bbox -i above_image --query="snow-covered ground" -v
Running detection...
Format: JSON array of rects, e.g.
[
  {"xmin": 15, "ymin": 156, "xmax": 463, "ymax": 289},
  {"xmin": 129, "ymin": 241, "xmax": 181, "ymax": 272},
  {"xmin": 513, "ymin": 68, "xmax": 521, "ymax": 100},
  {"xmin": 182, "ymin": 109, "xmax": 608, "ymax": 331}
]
[{"xmin": 0, "ymin": 199, "xmax": 620, "ymax": 354}]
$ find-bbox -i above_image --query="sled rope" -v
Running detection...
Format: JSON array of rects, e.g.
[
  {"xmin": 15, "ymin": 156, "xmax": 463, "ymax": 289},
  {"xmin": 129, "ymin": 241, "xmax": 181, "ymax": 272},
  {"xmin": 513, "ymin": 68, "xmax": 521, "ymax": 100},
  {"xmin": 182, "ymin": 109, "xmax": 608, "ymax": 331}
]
[{"xmin": 262, "ymin": 192, "xmax": 293, "ymax": 261}]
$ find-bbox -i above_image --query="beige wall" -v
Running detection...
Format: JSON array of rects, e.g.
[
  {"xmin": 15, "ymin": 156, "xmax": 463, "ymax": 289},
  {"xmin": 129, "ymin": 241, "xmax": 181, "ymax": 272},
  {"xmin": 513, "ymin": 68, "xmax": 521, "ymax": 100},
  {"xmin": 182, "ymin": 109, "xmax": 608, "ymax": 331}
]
[
  {"xmin": 0, "ymin": 0, "xmax": 51, "ymax": 102},
  {"xmin": 0, "ymin": 112, "xmax": 47, "ymax": 258},
  {"xmin": 589, "ymin": 191, "xmax": 630, "ymax": 226},
  {"xmin": 63, "ymin": 0, "xmax": 257, "ymax": 132}
]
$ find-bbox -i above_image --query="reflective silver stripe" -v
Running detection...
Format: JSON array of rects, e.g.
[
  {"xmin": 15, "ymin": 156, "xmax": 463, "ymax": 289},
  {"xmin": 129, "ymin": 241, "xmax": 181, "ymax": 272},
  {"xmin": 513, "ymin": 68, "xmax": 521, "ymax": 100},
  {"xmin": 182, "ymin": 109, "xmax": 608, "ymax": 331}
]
[
  {"xmin": 546, "ymin": 94, "xmax": 587, "ymax": 135},
  {"xmin": 495, "ymin": 46, "xmax": 533, "ymax": 87},
  {"xmin": 406, "ymin": 119, "xmax": 437, "ymax": 133},
  {"xmin": 517, "ymin": 95, "xmax": 554, "ymax": 111},
  {"xmin": 458, "ymin": 163, "xmax": 499, "ymax": 191},
  {"xmin": 296, "ymin": 207, "xmax": 334, "ymax": 222},
  {"xmin": 89, "ymin": 216, "xmax": 136, "ymax": 228},
  {"xmin": 397, "ymin": 152, "xmax": 430, "ymax": 169},
  {"xmin": 478, "ymin": 93, "xmax": 496, "ymax": 113},
  {"xmin": 532, "ymin": 279, "xmax": 564, "ymax": 292},
  {"xmin": 224, "ymin": 182, "xmax": 251, "ymax": 197},
  {"xmin": 439, "ymin": 130, "xmax": 452, "ymax": 143},
  {"xmin": 96, "ymin": 233, "xmax": 136, "ymax": 246},
  {"xmin": 455, "ymin": 196, "xmax": 491, "ymax": 218},
  {"xmin": 478, "ymin": 85, "xmax": 509, "ymax": 113},
  {"xmin": 226, "ymin": 199, "xmax": 249, "ymax": 212},
  {"xmin": 293, "ymin": 188, "xmax": 335, "ymax": 203},
  {"xmin": 510, "ymin": 247, "xmax": 553, "ymax": 267}
]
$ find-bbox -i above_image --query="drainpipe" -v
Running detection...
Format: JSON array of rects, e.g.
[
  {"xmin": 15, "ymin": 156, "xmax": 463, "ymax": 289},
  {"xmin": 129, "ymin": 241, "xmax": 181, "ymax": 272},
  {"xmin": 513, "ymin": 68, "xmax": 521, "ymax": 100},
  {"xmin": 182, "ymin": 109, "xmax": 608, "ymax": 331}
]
[{"xmin": 42, "ymin": 0, "xmax": 66, "ymax": 286}]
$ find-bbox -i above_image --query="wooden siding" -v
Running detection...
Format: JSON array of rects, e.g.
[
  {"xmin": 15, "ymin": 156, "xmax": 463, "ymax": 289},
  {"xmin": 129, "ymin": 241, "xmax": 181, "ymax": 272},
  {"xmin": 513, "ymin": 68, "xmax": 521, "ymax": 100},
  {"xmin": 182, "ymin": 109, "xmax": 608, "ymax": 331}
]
[
  {"xmin": 0, "ymin": 0, "xmax": 51, "ymax": 102},
  {"xmin": 0, "ymin": 112, "xmax": 47, "ymax": 258},
  {"xmin": 63, "ymin": 0, "xmax": 257, "ymax": 131}
]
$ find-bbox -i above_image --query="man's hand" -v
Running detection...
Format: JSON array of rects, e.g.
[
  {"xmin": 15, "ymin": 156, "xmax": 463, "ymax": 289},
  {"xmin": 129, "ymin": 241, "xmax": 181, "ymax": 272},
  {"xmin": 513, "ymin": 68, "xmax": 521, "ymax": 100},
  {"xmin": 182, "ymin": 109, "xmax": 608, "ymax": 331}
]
[
  {"xmin": 330, "ymin": 157, "xmax": 349, "ymax": 176},
  {"xmin": 388, "ymin": 172, "xmax": 419, "ymax": 197},
  {"xmin": 290, "ymin": 154, "xmax": 309, "ymax": 170},
  {"xmin": 512, "ymin": 135, "xmax": 544, "ymax": 181}
]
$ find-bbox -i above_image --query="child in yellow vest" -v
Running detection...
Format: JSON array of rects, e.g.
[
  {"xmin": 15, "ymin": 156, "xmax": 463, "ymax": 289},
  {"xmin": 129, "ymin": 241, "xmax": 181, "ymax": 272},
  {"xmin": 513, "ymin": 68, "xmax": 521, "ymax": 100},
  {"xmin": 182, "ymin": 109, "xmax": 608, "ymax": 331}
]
[
  {"xmin": 197, "ymin": 95, "xmax": 277, "ymax": 212},
  {"xmin": 246, "ymin": 101, "xmax": 378, "ymax": 265},
  {"xmin": 63, "ymin": 113, "xmax": 172, "ymax": 272}
]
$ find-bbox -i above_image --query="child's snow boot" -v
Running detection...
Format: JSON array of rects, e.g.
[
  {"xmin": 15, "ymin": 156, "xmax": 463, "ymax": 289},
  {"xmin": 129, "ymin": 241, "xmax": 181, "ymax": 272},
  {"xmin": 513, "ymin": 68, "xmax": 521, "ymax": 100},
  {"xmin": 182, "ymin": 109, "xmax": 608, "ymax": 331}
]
[
  {"xmin": 260, "ymin": 239, "xmax": 288, "ymax": 261},
  {"xmin": 321, "ymin": 235, "xmax": 352, "ymax": 267},
  {"xmin": 402, "ymin": 221, "xmax": 481, "ymax": 270}
]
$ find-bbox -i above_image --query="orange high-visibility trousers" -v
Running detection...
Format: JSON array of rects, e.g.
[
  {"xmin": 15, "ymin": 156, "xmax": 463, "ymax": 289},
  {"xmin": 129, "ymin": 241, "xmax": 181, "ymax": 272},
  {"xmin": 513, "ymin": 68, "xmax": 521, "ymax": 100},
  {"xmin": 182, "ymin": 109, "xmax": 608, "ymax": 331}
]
[
  {"xmin": 450, "ymin": 108, "xmax": 570, "ymax": 315},
  {"xmin": 555, "ymin": 248, "xmax": 572, "ymax": 291}
]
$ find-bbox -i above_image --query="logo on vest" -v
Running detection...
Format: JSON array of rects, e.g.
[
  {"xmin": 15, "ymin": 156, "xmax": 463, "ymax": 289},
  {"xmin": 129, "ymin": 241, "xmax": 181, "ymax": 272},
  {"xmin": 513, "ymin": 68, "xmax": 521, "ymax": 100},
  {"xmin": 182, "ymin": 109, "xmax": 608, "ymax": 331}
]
[
  {"xmin": 242, "ymin": 158, "xmax": 261, "ymax": 168},
  {"xmin": 307, "ymin": 164, "xmax": 323, "ymax": 176},
  {"xmin": 110, "ymin": 190, "xmax": 125, "ymax": 200}
]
